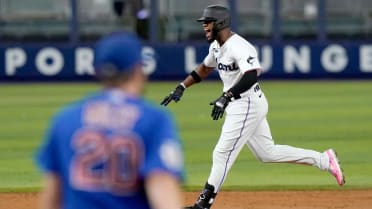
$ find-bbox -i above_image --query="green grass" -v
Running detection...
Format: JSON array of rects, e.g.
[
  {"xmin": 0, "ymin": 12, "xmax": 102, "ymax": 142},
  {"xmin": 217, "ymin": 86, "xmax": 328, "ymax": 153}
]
[{"xmin": 0, "ymin": 80, "xmax": 372, "ymax": 192}]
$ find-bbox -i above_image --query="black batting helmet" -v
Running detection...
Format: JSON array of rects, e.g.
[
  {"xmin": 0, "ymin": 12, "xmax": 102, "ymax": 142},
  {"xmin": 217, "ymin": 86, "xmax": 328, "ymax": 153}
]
[{"xmin": 197, "ymin": 5, "xmax": 231, "ymax": 31}]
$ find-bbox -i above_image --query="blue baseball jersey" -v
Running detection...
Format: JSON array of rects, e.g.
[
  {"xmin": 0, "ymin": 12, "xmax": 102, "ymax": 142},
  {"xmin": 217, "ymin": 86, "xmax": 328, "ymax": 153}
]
[{"xmin": 36, "ymin": 89, "xmax": 184, "ymax": 209}]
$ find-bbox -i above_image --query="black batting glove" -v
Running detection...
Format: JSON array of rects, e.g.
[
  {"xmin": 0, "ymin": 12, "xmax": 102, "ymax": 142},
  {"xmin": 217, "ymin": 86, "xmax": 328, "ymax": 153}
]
[
  {"xmin": 209, "ymin": 93, "xmax": 232, "ymax": 120},
  {"xmin": 160, "ymin": 84, "xmax": 185, "ymax": 106}
]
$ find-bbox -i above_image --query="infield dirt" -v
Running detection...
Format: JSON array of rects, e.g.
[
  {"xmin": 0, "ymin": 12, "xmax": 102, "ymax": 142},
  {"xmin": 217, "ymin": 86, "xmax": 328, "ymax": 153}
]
[{"xmin": 0, "ymin": 190, "xmax": 371, "ymax": 209}]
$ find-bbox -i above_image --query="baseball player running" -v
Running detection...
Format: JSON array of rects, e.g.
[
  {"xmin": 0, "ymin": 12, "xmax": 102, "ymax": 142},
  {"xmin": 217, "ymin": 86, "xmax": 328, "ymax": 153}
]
[
  {"xmin": 35, "ymin": 32, "xmax": 185, "ymax": 209},
  {"xmin": 161, "ymin": 5, "xmax": 345, "ymax": 209}
]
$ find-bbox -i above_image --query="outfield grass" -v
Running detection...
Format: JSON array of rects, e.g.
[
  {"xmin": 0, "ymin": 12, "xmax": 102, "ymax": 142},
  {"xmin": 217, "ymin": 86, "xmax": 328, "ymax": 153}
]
[{"xmin": 0, "ymin": 80, "xmax": 371, "ymax": 192}]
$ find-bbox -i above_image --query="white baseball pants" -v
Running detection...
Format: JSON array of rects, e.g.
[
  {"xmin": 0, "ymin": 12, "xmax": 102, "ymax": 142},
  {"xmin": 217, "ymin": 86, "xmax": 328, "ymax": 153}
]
[{"xmin": 207, "ymin": 83, "xmax": 330, "ymax": 192}]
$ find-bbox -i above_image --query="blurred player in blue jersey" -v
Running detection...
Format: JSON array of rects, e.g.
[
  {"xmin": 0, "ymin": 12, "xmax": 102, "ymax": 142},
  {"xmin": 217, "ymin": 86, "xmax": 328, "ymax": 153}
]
[{"xmin": 35, "ymin": 32, "xmax": 185, "ymax": 209}]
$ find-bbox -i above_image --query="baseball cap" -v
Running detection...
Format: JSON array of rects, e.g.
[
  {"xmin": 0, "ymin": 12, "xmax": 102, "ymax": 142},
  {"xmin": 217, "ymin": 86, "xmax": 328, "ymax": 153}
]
[{"xmin": 94, "ymin": 32, "xmax": 143, "ymax": 75}]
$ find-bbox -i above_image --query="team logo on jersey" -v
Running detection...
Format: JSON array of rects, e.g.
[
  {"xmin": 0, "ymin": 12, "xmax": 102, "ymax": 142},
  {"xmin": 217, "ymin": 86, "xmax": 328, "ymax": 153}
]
[
  {"xmin": 217, "ymin": 62, "xmax": 239, "ymax": 71},
  {"xmin": 247, "ymin": 56, "xmax": 255, "ymax": 65}
]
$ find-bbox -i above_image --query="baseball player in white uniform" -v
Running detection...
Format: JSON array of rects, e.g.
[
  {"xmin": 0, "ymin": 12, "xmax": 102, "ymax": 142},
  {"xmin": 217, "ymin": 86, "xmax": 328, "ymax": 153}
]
[{"xmin": 161, "ymin": 5, "xmax": 345, "ymax": 209}]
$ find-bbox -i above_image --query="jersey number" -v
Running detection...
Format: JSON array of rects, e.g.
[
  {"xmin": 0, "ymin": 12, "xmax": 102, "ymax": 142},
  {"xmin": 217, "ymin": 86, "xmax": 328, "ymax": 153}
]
[{"xmin": 70, "ymin": 130, "xmax": 142, "ymax": 195}]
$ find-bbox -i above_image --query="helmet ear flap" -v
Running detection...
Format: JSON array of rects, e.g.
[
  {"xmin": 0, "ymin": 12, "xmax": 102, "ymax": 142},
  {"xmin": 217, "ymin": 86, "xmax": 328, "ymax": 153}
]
[
  {"xmin": 215, "ymin": 19, "xmax": 228, "ymax": 31},
  {"xmin": 217, "ymin": 20, "xmax": 224, "ymax": 29}
]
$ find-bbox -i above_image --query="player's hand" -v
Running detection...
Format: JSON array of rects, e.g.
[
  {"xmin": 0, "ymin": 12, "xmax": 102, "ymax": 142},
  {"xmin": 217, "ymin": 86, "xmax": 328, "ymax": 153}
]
[
  {"xmin": 209, "ymin": 93, "xmax": 231, "ymax": 120},
  {"xmin": 160, "ymin": 84, "xmax": 185, "ymax": 106}
]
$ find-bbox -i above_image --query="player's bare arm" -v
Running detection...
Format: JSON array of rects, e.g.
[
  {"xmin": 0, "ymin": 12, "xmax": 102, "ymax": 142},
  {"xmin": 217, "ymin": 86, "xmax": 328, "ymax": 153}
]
[
  {"xmin": 145, "ymin": 171, "xmax": 183, "ymax": 209},
  {"xmin": 39, "ymin": 173, "xmax": 62, "ymax": 209},
  {"xmin": 160, "ymin": 63, "xmax": 214, "ymax": 106},
  {"xmin": 183, "ymin": 63, "xmax": 214, "ymax": 87}
]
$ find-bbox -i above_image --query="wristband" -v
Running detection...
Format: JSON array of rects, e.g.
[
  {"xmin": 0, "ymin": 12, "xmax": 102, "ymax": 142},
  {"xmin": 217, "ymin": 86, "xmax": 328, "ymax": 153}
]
[
  {"xmin": 190, "ymin": 70, "xmax": 202, "ymax": 83},
  {"xmin": 225, "ymin": 91, "xmax": 240, "ymax": 100},
  {"xmin": 180, "ymin": 82, "xmax": 186, "ymax": 89}
]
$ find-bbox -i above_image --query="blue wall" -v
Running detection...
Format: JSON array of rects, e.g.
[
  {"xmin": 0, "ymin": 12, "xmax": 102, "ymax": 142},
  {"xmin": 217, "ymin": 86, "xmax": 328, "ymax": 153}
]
[{"xmin": 1, "ymin": 41, "xmax": 372, "ymax": 81}]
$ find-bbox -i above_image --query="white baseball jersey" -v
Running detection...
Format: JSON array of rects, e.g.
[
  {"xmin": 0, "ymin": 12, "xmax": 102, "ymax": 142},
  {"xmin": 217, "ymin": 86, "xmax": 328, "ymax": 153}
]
[{"xmin": 203, "ymin": 33, "xmax": 261, "ymax": 92}]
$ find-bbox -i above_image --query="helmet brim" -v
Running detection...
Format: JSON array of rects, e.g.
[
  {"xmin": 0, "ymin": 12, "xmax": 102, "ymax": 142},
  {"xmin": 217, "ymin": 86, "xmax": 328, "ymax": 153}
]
[{"xmin": 196, "ymin": 17, "xmax": 217, "ymax": 22}]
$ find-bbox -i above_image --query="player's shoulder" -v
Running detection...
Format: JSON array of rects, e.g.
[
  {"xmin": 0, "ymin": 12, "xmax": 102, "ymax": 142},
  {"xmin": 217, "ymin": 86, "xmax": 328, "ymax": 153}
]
[
  {"xmin": 51, "ymin": 91, "xmax": 101, "ymax": 123},
  {"xmin": 133, "ymin": 100, "xmax": 178, "ymax": 142},
  {"xmin": 140, "ymin": 99, "xmax": 174, "ymax": 121},
  {"xmin": 229, "ymin": 33, "xmax": 254, "ymax": 46},
  {"xmin": 228, "ymin": 33, "xmax": 257, "ymax": 52},
  {"xmin": 208, "ymin": 40, "xmax": 218, "ymax": 51}
]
